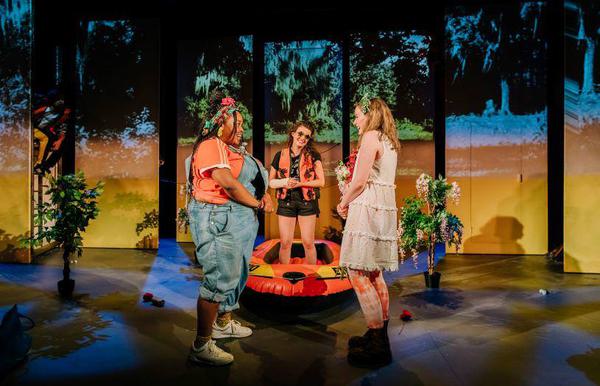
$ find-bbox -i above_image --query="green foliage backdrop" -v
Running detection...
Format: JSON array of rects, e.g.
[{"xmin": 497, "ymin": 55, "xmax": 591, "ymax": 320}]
[
  {"xmin": 350, "ymin": 31, "xmax": 433, "ymax": 141},
  {"xmin": 264, "ymin": 40, "xmax": 343, "ymax": 144}
]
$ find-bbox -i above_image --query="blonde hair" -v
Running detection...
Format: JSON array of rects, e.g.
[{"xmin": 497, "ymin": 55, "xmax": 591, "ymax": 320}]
[{"xmin": 356, "ymin": 98, "xmax": 401, "ymax": 151}]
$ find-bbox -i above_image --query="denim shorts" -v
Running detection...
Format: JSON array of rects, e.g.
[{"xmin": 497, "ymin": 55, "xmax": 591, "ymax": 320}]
[
  {"xmin": 188, "ymin": 200, "xmax": 258, "ymax": 313},
  {"xmin": 277, "ymin": 189, "xmax": 319, "ymax": 217}
]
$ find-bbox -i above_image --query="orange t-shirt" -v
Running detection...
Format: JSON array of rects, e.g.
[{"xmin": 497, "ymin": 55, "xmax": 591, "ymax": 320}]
[{"xmin": 192, "ymin": 138, "xmax": 243, "ymax": 204}]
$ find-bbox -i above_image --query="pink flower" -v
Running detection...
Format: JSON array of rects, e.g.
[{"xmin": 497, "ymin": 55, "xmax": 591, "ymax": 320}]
[
  {"xmin": 221, "ymin": 97, "xmax": 236, "ymax": 106},
  {"xmin": 416, "ymin": 229, "xmax": 425, "ymax": 241}
]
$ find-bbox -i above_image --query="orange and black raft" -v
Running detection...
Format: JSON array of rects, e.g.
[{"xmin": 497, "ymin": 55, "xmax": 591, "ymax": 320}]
[{"xmin": 242, "ymin": 239, "xmax": 353, "ymax": 311}]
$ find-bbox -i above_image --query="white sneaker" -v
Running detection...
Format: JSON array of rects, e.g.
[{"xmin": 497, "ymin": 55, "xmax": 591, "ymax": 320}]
[
  {"xmin": 189, "ymin": 339, "xmax": 234, "ymax": 366},
  {"xmin": 212, "ymin": 319, "xmax": 253, "ymax": 339}
]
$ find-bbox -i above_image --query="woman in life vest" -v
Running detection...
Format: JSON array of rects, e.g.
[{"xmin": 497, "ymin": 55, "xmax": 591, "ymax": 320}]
[{"xmin": 269, "ymin": 122, "xmax": 325, "ymax": 264}]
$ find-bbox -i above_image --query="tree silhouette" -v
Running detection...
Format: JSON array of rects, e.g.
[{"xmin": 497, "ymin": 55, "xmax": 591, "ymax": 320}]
[
  {"xmin": 180, "ymin": 36, "xmax": 253, "ymax": 140},
  {"xmin": 576, "ymin": 0, "xmax": 600, "ymax": 94},
  {"xmin": 350, "ymin": 31, "xmax": 432, "ymax": 129},
  {"xmin": 446, "ymin": 4, "xmax": 547, "ymax": 115},
  {"xmin": 0, "ymin": 0, "xmax": 30, "ymax": 124},
  {"xmin": 77, "ymin": 20, "xmax": 159, "ymax": 137}
]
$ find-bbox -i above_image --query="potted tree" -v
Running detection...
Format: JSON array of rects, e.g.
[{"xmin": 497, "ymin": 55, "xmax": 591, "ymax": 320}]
[
  {"xmin": 23, "ymin": 172, "xmax": 103, "ymax": 297},
  {"xmin": 397, "ymin": 174, "xmax": 463, "ymax": 288},
  {"xmin": 136, "ymin": 209, "xmax": 159, "ymax": 249}
]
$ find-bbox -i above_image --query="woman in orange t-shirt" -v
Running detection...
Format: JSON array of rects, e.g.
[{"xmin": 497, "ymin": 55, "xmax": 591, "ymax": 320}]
[{"xmin": 187, "ymin": 91, "xmax": 273, "ymax": 366}]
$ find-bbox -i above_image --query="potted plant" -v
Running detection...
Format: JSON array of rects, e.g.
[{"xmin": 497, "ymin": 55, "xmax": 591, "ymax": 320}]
[
  {"xmin": 23, "ymin": 172, "xmax": 103, "ymax": 297},
  {"xmin": 176, "ymin": 207, "xmax": 189, "ymax": 234},
  {"xmin": 136, "ymin": 209, "xmax": 159, "ymax": 249},
  {"xmin": 397, "ymin": 174, "xmax": 463, "ymax": 288}
]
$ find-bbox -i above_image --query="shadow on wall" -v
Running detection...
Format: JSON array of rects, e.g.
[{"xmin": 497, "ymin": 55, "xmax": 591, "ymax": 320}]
[
  {"xmin": 0, "ymin": 229, "xmax": 29, "ymax": 263},
  {"xmin": 564, "ymin": 251, "xmax": 582, "ymax": 274},
  {"xmin": 463, "ymin": 216, "xmax": 525, "ymax": 254}
]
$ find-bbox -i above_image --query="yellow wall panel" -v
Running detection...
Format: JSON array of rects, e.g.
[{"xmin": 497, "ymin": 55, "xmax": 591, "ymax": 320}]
[
  {"xmin": 563, "ymin": 0, "xmax": 600, "ymax": 273},
  {"xmin": 76, "ymin": 20, "xmax": 159, "ymax": 249},
  {"xmin": 0, "ymin": 0, "xmax": 32, "ymax": 262}
]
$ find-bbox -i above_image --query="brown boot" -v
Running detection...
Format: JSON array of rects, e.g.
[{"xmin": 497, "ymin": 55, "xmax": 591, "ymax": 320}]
[
  {"xmin": 347, "ymin": 322, "xmax": 391, "ymax": 367},
  {"xmin": 348, "ymin": 320, "xmax": 388, "ymax": 349}
]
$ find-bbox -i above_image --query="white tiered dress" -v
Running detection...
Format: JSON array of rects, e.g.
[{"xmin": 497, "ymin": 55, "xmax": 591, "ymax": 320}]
[{"xmin": 340, "ymin": 135, "xmax": 398, "ymax": 271}]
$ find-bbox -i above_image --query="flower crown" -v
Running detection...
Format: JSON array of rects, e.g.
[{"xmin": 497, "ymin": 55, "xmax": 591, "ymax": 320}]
[
  {"xmin": 201, "ymin": 97, "xmax": 239, "ymax": 136},
  {"xmin": 359, "ymin": 93, "xmax": 371, "ymax": 114}
]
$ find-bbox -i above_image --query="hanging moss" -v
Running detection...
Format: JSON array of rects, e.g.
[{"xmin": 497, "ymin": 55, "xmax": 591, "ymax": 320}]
[{"xmin": 265, "ymin": 40, "xmax": 342, "ymax": 141}]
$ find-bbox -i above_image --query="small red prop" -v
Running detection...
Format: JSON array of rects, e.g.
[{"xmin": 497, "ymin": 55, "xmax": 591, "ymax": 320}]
[
  {"xmin": 400, "ymin": 309, "xmax": 413, "ymax": 321},
  {"xmin": 142, "ymin": 292, "xmax": 165, "ymax": 307},
  {"xmin": 143, "ymin": 292, "xmax": 153, "ymax": 302}
]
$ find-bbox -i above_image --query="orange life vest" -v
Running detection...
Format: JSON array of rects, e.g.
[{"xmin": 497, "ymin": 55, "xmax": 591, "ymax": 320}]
[{"xmin": 276, "ymin": 148, "xmax": 318, "ymax": 201}]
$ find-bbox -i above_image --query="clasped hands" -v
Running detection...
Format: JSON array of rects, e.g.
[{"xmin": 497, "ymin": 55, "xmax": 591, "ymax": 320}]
[
  {"xmin": 336, "ymin": 202, "xmax": 348, "ymax": 219},
  {"xmin": 286, "ymin": 178, "xmax": 300, "ymax": 189},
  {"xmin": 259, "ymin": 194, "xmax": 274, "ymax": 213}
]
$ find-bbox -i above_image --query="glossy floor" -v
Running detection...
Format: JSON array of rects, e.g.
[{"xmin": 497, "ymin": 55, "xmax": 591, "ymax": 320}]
[{"xmin": 1, "ymin": 240, "xmax": 599, "ymax": 386}]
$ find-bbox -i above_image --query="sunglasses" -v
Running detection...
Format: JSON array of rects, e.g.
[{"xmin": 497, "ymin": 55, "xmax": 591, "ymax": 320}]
[{"xmin": 295, "ymin": 131, "xmax": 312, "ymax": 140}]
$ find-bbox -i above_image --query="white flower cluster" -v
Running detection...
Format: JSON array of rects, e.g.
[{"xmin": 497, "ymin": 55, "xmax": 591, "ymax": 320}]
[
  {"xmin": 335, "ymin": 162, "xmax": 351, "ymax": 194},
  {"xmin": 449, "ymin": 181, "xmax": 461, "ymax": 205},
  {"xmin": 416, "ymin": 173, "xmax": 431, "ymax": 198}
]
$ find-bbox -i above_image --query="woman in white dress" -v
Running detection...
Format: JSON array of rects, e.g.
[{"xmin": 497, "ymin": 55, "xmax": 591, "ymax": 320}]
[{"xmin": 337, "ymin": 97, "xmax": 400, "ymax": 367}]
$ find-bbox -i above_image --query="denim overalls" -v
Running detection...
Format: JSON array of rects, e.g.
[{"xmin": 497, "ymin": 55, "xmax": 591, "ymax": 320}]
[{"xmin": 188, "ymin": 152, "xmax": 267, "ymax": 313}]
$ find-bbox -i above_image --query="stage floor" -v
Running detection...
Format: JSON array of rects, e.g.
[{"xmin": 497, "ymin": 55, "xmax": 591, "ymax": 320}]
[{"xmin": 1, "ymin": 240, "xmax": 600, "ymax": 386}]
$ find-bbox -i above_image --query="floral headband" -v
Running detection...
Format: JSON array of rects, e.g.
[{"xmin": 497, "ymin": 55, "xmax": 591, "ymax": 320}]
[
  {"xmin": 359, "ymin": 93, "xmax": 371, "ymax": 114},
  {"xmin": 201, "ymin": 97, "xmax": 239, "ymax": 136}
]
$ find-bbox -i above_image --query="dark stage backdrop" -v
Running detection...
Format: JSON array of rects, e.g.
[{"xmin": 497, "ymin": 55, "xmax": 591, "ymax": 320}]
[
  {"xmin": 76, "ymin": 19, "xmax": 160, "ymax": 249},
  {"xmin": 445, "ymin": 2, "xmax": 549, "ymax": 255},
  {"xmin": 564, "ymin": 0, "xmax": 600, "ymax": 273},
  {"xmin": 176, "ymin": 36, "xmax": 253, "ymax": 243},
  {"xmin": 350, "ymin": 30, "xmax": 435, "ymax": 225},
  {"xmin": 263, "ymin": 39, "xmax": 343, "ymax": 240},
  {"xmin": 0, "ymin": 0, "xmax": 31, "ymax": 262}
]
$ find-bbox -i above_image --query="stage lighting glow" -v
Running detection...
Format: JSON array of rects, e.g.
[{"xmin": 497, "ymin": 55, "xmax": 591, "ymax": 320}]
[
  {"xmin": 176, "ymin": 36, "xmax": 253, "ymax": 242},
  {"xmin": 445, "ymin": 2, "xmax": 549, "ymax": 255},
  {"xmin": 75, "ymin": 19, "xmax": 160, "ymax": 249},
  {"xmin": 564, "ymin": 0, "xmax": 600, "ymax": 273},
  {"xmin": 0, "ymin": 0, "xmax": 31, "ymax": 263}
]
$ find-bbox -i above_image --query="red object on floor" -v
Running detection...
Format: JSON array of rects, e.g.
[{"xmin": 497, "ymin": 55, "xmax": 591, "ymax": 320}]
[
  {"xmin": 143, "ymin": 292, "xmax": 153, "ymax": 302},
  {"xmin": 400, "ymin": 309, "xmax": 413, "ymax": 321}
]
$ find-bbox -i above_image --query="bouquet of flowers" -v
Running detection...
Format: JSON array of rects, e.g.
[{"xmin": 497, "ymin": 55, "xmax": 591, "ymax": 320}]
[{"xmin": 335, "ymin": 149, "xmax": 358, "ymax": 195}]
